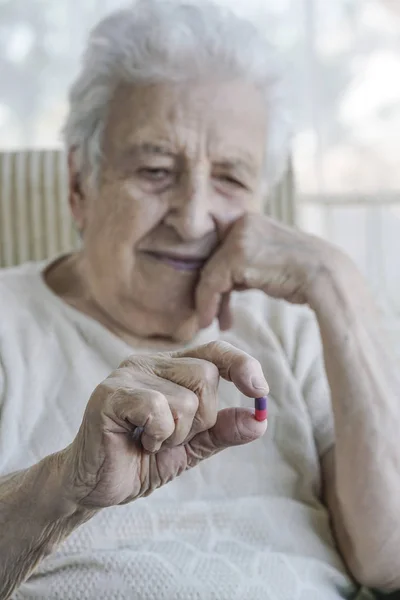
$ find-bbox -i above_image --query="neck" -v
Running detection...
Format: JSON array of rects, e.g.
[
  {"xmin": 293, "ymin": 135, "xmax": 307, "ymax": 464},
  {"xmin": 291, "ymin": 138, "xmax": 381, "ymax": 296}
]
[{"xmin": 44, "ymin": 253, "xmax": 201, "ymax": 346}]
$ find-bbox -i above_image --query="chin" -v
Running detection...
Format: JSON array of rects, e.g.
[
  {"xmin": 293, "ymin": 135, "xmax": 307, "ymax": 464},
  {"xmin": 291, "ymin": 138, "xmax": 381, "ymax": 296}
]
[{"xmin": 126, "ymin": 272, "xmax": 203, "ymax": 341}]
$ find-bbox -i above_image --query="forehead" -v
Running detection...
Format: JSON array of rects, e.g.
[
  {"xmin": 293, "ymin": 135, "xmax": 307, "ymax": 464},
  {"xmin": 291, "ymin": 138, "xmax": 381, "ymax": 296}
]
[{"xmin": 104, "ymin": 79, "xmax": 267, "ymax": 165}]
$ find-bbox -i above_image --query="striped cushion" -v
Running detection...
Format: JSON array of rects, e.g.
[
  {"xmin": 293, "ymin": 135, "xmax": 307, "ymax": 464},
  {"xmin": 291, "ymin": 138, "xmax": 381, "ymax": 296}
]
[
  {"xmin": 0, "ymin": 150, "xmax": 78, "ymax": 268},
  {"xmin": 0, "ymin": 149, "xmax": 295, "ymax": 268}
]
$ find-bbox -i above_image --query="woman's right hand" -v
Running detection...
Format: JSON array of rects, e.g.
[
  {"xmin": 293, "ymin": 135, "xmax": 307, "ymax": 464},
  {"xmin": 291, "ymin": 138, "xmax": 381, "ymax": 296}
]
[{"xmin": 58, "ymin": 341, "xmax": 269, "ymax": 510}]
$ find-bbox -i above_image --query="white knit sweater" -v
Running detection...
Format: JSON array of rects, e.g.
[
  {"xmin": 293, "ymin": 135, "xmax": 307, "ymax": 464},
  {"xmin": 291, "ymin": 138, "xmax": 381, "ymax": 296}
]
[{"xmin": 0, "ymin": 262, "xmax": 371, "ymax": 600}]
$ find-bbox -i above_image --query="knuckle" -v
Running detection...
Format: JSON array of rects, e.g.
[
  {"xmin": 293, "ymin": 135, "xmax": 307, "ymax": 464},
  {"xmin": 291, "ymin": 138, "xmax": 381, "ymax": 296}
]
[
  {"xmin": 177, "ymin": 389, "xmax": 199, "ymax": 415},
  {"xmin": 119, "ymin": 354, "xmax": 155, "ymax": 374},
  {"xmin": 94, "ymin": 380, "xmax": 113, "ymax": 398},
  {"xmin": 148, "ymin": 390, "xmax": 168, "ymax": 414},
  {"xmin": 204, "ymin": 340, "xmax": 219, "ymax": 353},
  {"xmin": 110, "ymin": 385, "xmax": 130, "ymax": 401},
  {"xmin": 92, "ymin": 376, "xmax": 124, "ymax": 403},
  {"xmin": 206, "ymin": 340, "xmax": 234, "ymax": 355},
  {"xmin": 118, "ymin": 354, "xmax": 138, "ymax": 369},
  {"xmin": 147, "ymin": 393, "xmax": 174, "ymax": 439},
  {"xmin": 150, "ymin": 419, "xmax": 175, "ymax": 442},
  {"xmin": 198, "ymin": 360, "xmax": 220, "ymax": 385}
]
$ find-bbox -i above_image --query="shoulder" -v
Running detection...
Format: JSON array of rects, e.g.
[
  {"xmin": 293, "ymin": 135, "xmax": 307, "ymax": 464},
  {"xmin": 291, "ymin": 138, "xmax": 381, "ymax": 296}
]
[
  {"xmin": 0, "ymin": 262, "xmax": 50, "ymax": 405},
  {"xmin": 0, "ymin": 260, "xmax": 80, "ymax": 407},
  {"xmin": 0, "ymin": 261, "xmax": 63, "ymax": 346},
  {"xmin": 0, "ymin": 261, "xmax": 47, "ymax": 320},
  {"xmin": 0, "ymin": 261, "xmax": 44, "ymax": 293}
]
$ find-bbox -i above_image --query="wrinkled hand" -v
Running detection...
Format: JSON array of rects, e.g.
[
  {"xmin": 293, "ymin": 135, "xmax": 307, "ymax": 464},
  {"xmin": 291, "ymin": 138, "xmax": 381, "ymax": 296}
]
[
  {"xmin": 60, "ymin": 342, "xmax": 269, "ymax": 510},
  {"xmin": 196, "ymin": 213, "xmax": 332, "ymax": 329}
]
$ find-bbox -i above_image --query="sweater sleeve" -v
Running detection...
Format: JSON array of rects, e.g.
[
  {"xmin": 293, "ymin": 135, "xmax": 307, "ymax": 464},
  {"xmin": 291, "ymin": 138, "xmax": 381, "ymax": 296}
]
[
  {"xmin": 0, "ymin": 355, "xmax": 3, "ymax": 414},
  {"xmin": 0, "ymin": 318, "xmax": 5, "ymax": 416},
  {"xmin": 281, "ymin": 304, "xmax": 335, "ymax": 458}
]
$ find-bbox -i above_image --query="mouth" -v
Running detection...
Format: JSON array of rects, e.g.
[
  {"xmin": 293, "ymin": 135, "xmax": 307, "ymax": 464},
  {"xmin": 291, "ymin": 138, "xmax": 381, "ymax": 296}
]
[{"xmin": 141, "ymin": 251, "xmax": 208, "ymax": 272}]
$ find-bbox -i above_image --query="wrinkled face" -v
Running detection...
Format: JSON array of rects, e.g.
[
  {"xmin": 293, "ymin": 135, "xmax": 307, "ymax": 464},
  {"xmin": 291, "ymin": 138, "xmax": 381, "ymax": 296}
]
[{"xmin": 70, "ymin": 79, "xmax": 267, "ymax": 340}]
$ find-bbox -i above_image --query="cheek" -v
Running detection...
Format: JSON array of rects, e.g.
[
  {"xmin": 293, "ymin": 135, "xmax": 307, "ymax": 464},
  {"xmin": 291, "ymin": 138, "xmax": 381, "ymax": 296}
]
[{"xmin": 88, "ymin": 182, "xmax": 165, "ymax": 246}]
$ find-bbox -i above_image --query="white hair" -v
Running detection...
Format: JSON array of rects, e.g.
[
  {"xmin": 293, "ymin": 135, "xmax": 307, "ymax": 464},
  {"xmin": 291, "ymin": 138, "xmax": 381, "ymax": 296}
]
[{"xmin": 63, "ymin": 0, "xmax": 291, "ymax": 188}]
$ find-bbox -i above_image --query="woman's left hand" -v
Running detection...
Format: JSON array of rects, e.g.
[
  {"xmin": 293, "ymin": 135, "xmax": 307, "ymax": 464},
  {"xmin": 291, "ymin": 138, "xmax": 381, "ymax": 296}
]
[{"xmin": 196, "ymin": 213, "xmax": 335, "ymax": 330}]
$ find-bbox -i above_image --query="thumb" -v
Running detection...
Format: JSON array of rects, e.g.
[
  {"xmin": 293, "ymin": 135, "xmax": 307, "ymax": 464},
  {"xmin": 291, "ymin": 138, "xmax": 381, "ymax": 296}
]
[{"xmin": 184, "ymin": 407, "xmax": 267, "ymax": 468}]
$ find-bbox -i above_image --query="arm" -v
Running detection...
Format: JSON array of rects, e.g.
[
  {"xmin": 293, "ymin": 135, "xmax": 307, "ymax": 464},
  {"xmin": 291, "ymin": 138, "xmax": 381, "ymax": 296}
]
[
  {"xmin": 0, "ymin": 342, "xmax": 268, "ymax": 599},
  {"xmin": 0, "ymin": 345, "xmax": 95, "ymax": 599},
  {"xmin": 0, "ymin": 452, "xmax": 95, "ymax": 600},
  {"xmin": 309, "ymin": 251, "xmax": 400, "ymax": 591},
  {"xmin": 194, "ymin": 213, "xmax": 400, "ymax": 590}
]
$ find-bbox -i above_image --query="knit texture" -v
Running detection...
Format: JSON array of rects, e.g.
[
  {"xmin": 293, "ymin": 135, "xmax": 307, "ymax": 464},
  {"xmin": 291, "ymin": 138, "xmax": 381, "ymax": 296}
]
[{"xmin": 0, "ymin": 262, "xmax": 370, "ymax": 600}]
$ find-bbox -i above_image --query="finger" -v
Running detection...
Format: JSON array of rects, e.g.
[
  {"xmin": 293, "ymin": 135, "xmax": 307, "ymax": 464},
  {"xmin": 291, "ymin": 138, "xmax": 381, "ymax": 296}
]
[
  {"xmin": 110, "ymin": 387, "xmax": 175, "ymax": 453},
  {"xmin": 172, "ymin": 341, "xmax": 269, "ymax": 398},
  {"xmin": 152, "ymin": 357, "xmax": 219, "ymax": 442},
  {"xmin": 184, "ymin": 407, "xmax": 267, "ymax": 467},
  {"xmin": 118, "ymin": 356, "xmax": 220, "ymax": 447},
  {"xmin": 196, "ymin": 252, "xmax": 232, "ymax": 328},
  {"xmin": 125, "ymin": 371, "xmax": 201, "ymax": 448},
  {"xmin": 161, "ymin": 386, "xmax": 199, "ymax": 447},
  {"xmin": 218, "ymin": 292, "xmax": 233, "ymax": 331}
]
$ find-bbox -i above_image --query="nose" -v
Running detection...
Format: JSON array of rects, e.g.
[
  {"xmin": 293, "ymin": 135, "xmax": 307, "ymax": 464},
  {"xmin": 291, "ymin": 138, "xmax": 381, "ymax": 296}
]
[{"xmin": 164, "ymin": 174, "xmax": 215, "ymax": 241}]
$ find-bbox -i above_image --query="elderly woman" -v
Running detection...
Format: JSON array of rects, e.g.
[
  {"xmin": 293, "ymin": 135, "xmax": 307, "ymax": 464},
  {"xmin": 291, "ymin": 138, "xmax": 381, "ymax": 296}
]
[{"xmin": 0, "ymin": 1, "xmax": 399, "ymax": 599}]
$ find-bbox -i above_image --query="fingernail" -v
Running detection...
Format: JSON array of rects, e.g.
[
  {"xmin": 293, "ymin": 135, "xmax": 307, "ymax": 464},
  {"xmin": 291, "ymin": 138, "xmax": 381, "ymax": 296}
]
[{"xmin": 251, "ymin": 377, "xmax": 269, "ymax": 393}]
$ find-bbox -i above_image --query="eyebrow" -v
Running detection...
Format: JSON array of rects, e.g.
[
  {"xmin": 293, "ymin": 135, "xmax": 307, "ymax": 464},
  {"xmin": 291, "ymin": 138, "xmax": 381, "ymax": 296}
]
[{"xmin": 123, "ymin": 142, "xmax": 176, "ymax": 158}]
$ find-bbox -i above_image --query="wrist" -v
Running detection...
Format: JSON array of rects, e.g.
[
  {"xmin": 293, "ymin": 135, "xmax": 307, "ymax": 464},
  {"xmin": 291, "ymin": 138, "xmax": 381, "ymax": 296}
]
[
  {"xmin": 35, "ymin": 449, "xmax": 97, "ymax": 524},
  {"xmin": 306, "ymin": 244, "xmax": 354, "ymax": 310},
  {"xmin": 306, "ymin": 245, "xmax": 375, "ymax": 331}
]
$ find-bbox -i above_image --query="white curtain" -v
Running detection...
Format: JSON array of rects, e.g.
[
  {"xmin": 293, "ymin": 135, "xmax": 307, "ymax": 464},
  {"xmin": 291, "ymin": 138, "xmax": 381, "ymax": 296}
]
[{"xmin": 1, "ymin": 0, "xmax": 399, "ymax": 318}]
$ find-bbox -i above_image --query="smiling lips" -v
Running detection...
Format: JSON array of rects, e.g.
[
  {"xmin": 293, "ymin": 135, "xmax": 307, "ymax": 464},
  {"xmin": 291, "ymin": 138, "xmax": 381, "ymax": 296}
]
[{"xmin": 143, "ymin": 251, "xmax": 207, "ymax": 272}]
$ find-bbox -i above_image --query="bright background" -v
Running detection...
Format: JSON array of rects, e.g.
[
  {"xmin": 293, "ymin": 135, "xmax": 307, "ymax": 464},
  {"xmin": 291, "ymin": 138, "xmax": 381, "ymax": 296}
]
[{"xmin": 1, "ymin": 0, "xmax": 399, "ymax": 321}]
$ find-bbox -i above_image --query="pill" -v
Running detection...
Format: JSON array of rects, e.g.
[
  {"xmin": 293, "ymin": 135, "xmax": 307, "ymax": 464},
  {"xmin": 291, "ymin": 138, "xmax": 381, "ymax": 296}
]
[{"xmin": 255, "ymin": 396, "xmax": 268, "ymax": 422}]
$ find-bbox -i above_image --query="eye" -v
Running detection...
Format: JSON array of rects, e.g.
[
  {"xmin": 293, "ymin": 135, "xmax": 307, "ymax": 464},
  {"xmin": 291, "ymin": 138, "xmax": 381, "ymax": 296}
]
[
  {"xmin": 138, "ymin": 168, "xmax": 173, "ymax": 181},
  {"xmin": 214, "ymin": 174, "xmax": 247, "ymax": 190}
]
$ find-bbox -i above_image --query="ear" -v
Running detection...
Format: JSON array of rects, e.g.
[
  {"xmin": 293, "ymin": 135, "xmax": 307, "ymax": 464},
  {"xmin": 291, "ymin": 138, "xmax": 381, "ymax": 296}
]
[{"xmin": 68, "ymin": 148, "xmax": 87, "ymax": 233}]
